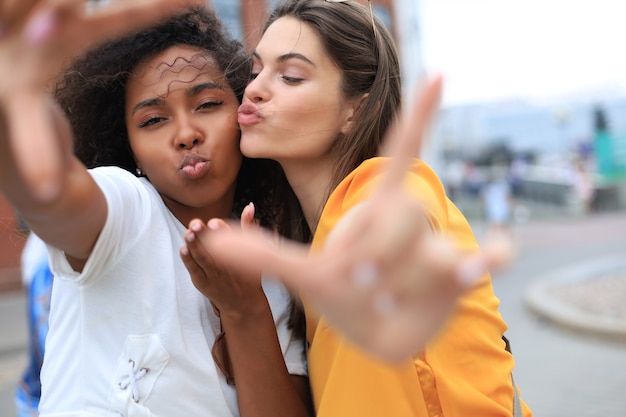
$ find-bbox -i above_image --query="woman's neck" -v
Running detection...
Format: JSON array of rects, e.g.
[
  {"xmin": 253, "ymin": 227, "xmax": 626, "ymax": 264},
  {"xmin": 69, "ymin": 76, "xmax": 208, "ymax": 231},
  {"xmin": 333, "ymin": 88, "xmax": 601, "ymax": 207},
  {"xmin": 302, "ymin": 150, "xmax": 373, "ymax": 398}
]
[
  {"xmin": 281, "ymin": 159, "xmax": 335, "ymax": 234},
  {"xmin": 161, "ymin": 187, "xmax": 236, "ymax": 229}
]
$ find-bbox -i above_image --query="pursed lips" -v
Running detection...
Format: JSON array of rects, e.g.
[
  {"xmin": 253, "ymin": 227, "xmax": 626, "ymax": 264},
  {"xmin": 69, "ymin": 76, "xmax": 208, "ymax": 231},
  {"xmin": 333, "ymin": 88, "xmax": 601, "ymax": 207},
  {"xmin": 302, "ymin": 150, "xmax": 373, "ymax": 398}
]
[
  {"xmin": 238, "ymin": 102, "xmax": 262, "ymax": 125},
  {"xmin": 179, "ymin": 154, "xmax": 210, "ymax": 179}
]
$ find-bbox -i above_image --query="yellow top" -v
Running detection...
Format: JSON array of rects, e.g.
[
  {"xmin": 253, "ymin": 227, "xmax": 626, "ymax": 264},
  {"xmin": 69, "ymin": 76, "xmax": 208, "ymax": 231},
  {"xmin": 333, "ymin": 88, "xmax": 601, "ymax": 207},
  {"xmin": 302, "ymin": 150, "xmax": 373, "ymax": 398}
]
[{"xmin": 306, "ymin": 158, "xmax": 532, "ymax": 417}]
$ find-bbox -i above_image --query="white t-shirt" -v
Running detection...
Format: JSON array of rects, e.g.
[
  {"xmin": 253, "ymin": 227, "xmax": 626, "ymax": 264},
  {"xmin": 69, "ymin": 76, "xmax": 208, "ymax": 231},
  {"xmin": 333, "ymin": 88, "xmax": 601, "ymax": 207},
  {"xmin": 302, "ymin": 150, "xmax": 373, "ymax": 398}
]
[{"xmin": 39, "ymin": 166, "xmax": 306, "ymax": 417}]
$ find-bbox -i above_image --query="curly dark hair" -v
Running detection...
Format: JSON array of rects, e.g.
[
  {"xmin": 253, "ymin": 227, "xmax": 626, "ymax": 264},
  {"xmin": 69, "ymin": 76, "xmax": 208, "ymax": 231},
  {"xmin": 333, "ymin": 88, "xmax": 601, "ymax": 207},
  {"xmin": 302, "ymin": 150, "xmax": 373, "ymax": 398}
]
[{"xmin": 54, "ymin": 6, "xmax": 292, "ymax": 230}]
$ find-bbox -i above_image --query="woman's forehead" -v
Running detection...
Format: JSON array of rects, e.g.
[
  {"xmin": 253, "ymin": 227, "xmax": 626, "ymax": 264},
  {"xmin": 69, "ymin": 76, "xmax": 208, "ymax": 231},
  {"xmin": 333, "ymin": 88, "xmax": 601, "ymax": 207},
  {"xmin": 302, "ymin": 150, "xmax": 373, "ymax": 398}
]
[
  {"xmin": 127, "ymin": 46, "xmax": 229, "ymax": 99},
  {"xmin": 137, "ymin": 46, "xmax": 216, "ymax": 75},
  {"xmin": 259, "ymin": 17, "xmax": 325, "ymax": 60}
]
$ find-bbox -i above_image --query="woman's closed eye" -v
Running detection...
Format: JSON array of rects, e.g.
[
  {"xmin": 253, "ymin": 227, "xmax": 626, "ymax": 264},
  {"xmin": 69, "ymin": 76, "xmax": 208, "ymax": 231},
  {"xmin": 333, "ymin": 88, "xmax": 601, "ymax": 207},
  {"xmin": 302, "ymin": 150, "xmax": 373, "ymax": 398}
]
[
  {"xmin": 197, "ymin": 100, "xmax": 224, "ymax": 111},
  {"xmin": 138, "ymin": 115, "xmax": 167, "ymax": 128},
  {"xmin": 281, "ymin": 75, "xmax": 304, "ymax": 84},
  {"xmin": 248, "ymin": 69, "xmax": 304, "ymax": 84}
]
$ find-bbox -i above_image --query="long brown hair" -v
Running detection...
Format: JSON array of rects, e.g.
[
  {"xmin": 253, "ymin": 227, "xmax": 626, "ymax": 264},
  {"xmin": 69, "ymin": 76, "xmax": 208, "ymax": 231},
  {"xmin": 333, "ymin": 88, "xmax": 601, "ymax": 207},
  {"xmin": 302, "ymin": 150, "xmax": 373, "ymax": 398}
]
[
  {"xmin": 265, "ymin": 0, "xmax": 402, "ymax": 198},
  {"xmin": 263, "ymin": 0, "xmax": 403, "ymax": 340}
]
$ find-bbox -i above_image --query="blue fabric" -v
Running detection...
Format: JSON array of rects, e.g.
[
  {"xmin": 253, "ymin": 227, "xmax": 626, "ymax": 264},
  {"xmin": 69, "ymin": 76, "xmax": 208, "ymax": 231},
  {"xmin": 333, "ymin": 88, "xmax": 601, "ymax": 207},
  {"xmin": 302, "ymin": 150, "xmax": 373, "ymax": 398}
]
[{"xmin": 15, "ymin": 258, "xmax": 53, "ymax": 417}]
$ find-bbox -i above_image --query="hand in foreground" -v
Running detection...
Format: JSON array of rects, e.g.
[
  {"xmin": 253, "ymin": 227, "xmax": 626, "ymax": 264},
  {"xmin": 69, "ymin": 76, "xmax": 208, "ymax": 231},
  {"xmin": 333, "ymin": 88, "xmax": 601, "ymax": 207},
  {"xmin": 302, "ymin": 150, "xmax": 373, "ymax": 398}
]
[
  {"xmin": 180, "ymin": 76, "xmax": 514, "ymax": 362},
  {"xmin": 0, "ymin": 0, "xmax": 201, "ymax": 202}
]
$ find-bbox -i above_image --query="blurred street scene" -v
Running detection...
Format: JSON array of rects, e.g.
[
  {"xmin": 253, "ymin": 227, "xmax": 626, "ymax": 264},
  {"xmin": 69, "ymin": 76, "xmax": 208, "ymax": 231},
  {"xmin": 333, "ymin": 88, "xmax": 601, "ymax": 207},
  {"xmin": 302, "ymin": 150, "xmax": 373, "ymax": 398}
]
[{"xmin": 2, "ymin": 1, "xmax": 626, "ymax": 416}]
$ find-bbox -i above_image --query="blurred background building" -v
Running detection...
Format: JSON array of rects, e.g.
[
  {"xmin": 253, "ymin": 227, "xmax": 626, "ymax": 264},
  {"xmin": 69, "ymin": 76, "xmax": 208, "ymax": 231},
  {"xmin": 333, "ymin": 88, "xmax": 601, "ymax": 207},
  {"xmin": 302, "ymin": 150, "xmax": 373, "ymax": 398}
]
[{"xmin": 421, "ymin": 0, "xmax": 626, "ymax": 216}]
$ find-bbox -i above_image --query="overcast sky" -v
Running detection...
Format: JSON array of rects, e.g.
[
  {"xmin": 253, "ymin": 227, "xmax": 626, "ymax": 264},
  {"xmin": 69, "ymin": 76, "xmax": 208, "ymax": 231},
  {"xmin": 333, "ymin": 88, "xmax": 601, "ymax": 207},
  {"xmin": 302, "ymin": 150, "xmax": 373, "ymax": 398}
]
[{"xmin": 420, "ymin": 0, "xmax": 626, "ymax": 106}]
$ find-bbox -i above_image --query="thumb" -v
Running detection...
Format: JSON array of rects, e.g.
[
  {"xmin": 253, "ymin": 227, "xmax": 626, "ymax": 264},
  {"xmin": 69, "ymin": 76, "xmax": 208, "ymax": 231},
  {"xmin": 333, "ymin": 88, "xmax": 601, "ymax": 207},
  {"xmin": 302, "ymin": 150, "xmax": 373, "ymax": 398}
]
[
  {"xmin": 455, "ymin": 234, "xmax": 516, "ymax": 288},
  {"xmin": 239, "ymin": 202, "xmax": 258, "ymax": 233}
]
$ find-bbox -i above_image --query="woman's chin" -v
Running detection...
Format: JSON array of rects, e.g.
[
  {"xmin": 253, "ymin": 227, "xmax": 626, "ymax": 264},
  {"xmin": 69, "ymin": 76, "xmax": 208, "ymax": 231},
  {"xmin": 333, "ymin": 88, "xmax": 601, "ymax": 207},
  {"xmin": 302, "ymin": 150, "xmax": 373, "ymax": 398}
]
[{"xmin": 240, "ymin": 138, "xmax": 270, "ymax": 159}]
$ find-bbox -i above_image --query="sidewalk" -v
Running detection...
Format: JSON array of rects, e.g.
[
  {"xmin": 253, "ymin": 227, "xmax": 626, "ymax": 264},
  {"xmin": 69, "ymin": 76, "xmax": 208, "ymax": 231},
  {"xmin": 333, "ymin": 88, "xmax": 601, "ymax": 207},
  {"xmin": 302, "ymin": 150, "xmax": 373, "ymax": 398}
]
[
  {"xmin": 458, "ymin": 195, "xmax": 626, "ymax": 339},
  {"xmin": 525, "ymin": 253, "xmax": 626, "ymax": 338},
  {"xmin": 508, "ymin": 208, "xmax": 626, "ymax": 339},
  {"xmin": 484, "ymin": 210, "xmax": 626, "ymax": 416}
]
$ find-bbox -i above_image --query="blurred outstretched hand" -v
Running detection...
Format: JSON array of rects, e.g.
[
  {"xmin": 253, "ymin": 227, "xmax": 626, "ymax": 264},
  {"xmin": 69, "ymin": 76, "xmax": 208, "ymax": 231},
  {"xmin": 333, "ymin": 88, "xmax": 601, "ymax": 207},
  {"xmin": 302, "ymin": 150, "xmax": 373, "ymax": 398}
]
[
  {"xmin": 0, "ymin": 0, "xmax": 202, "ymax": 202},
  {"xmin": 181, "ymin": 76, "xmax": 514, "ymax": 362}
]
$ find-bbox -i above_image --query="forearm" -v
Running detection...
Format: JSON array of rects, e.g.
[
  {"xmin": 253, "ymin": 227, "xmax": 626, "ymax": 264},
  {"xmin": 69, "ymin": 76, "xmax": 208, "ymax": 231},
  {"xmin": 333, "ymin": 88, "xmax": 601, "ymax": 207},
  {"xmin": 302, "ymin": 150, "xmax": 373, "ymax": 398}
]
[
  {"xmin": 0, "ymin": 96, "xmax": 106, "ymax": 261},
  {"xmin": 220, "ymin": 298, "xmax": 312, "ymax": 417}
]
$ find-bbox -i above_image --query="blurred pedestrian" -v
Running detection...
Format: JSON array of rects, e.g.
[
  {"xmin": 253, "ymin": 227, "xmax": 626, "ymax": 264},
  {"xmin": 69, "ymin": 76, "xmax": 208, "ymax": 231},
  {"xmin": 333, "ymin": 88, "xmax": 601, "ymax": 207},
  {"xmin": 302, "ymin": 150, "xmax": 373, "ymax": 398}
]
[
  {"xmin": 571, "ymin": 156, "xmax": 595, "ymax": 214},
  {"xmin": 482, "ymin": 165, "xmax": 514, "ymax": 235}
]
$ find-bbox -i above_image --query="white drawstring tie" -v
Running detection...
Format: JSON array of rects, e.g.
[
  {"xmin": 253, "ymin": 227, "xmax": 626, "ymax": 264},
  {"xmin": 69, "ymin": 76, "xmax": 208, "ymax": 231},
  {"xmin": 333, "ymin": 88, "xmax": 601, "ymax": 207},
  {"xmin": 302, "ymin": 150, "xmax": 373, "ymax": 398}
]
[{"xmin": 118, "ymin": 359, "xmax": 149, "ymax": 403}]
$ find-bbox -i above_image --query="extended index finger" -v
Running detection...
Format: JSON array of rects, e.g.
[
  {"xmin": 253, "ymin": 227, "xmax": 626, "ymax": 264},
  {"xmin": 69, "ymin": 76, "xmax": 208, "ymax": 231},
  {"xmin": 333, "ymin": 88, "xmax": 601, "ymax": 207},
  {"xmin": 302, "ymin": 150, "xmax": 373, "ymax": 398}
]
[{"xmin": 377, "ymin": 75, "xmax": 443, "ymax": 194}]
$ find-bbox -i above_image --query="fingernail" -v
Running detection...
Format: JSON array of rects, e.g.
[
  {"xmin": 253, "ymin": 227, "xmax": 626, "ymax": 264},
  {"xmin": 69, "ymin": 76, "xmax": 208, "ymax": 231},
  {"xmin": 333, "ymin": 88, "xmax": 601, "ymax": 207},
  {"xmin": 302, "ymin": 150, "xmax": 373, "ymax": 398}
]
[
  {"xmin": 185, "ymin": 233, "xmax": 195, "ymax": 243},
  {"xmin": 247, "ymin": 202, "xmax": 255, "ymax": 219},
  {"xmin": 208, "ymin": 219, "xmax": 220, "ymax": 230},
  {"xmin": 190, "ymin": 220, "xmax": 202, "ymax": 233},
  {"xmin": 456, "ymin": 257, "xmax": 487, "ymax": 288},
  {"xmin": 180, "ymin": 246, "xmax": 189, "ymax": 256},
  {"xmin": 351, "ymin": 261, "xmax": 379, "ymax": 289},
  {"xmin": 25, "ymin": 9, "xmax": 58, "ymax": 44}
]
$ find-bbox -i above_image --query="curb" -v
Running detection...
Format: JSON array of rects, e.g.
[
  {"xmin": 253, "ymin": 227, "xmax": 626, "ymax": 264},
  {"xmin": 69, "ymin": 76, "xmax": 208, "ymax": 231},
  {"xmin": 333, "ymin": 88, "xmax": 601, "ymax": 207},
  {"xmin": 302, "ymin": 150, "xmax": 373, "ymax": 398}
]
[{"xmin": 525, "ymin": 255, "xmax": 626, "ymax": 338}]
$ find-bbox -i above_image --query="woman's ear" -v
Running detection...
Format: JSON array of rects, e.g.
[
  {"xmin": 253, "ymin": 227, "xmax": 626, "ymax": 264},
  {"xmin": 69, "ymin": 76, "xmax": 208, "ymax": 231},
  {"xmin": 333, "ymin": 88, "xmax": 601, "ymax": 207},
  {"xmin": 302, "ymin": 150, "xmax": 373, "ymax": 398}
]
[{"xmin": 340, "ymin": 93, "xmax": 369, "ymax": 136}]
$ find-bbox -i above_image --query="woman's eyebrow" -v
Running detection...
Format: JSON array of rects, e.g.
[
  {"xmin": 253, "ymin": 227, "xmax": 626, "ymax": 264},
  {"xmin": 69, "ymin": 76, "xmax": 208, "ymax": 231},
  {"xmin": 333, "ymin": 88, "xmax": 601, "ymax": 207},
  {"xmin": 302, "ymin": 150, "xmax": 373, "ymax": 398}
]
[
  {"xmin": 131, "ymin": 82, "xmax": 224, "ymax": 115},
  {"xmin": 187, "ymin": 82, "xmax": 224, "ymax": 97},
  {"xmin": 131, "ymin": 98, "xmax": 165, "ymax": 115},
  {"xmin": 252, "ymin": 51, "xmax": 316, "ymax": 67}
]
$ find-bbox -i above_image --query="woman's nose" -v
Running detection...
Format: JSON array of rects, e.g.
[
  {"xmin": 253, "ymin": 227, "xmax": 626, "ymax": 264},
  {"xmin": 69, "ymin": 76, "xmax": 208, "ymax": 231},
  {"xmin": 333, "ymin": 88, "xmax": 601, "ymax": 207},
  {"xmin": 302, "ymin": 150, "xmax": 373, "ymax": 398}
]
[
  {"xmin": 174, "ymin": 116, "xmax": 203, "ymax": 149},
  {"xmin": 245, "ymin": 73, "xmax": 269, "ymax": 104}
]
